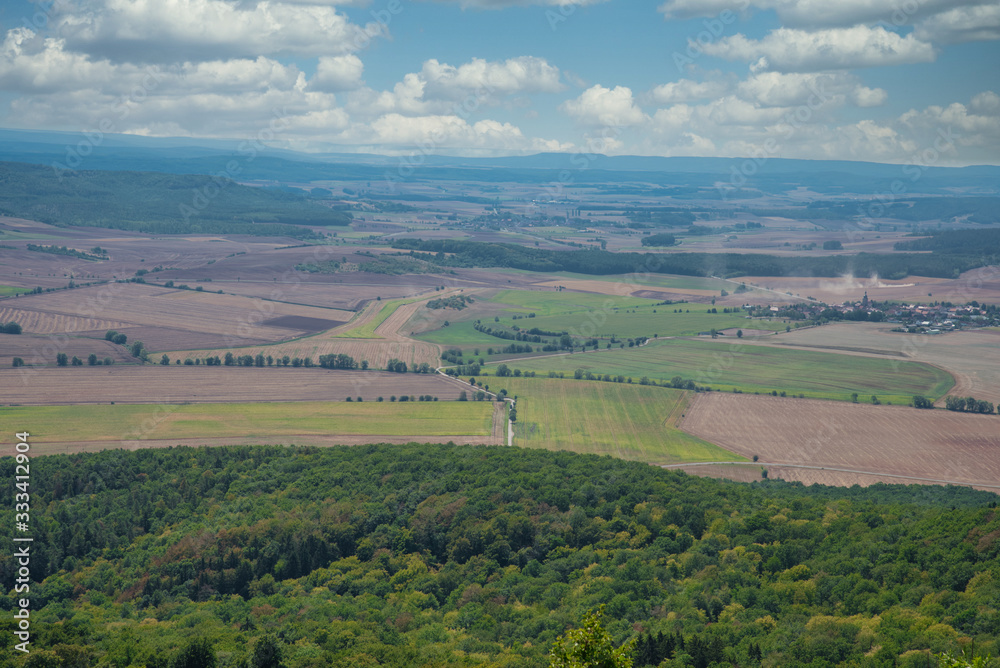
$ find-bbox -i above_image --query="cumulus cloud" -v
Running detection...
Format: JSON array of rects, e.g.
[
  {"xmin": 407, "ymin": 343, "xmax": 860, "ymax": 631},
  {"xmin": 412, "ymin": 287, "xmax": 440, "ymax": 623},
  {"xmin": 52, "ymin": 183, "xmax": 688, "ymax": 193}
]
[
  {"xmin": 426, "ymin": 0, "xmax": 608, "ymax": 8},
  {"xmin": 649, "ymin": 78, "xmax": 731, "ymax": 104},
  {"xmin": 344, "ymin": 56, "xmax": 562, "ymax": 119},
  {"xmin": 701, "ymin": 26, "xmax": 937, "ymax": 72},
  {"xmin": 560, "ymin": 85, "xmax": 648, "ymax": 127},
  {"xmin": 659, "ymin": 0, "xmax": 995, "ymax": 30},
  {"xmin": 735, "ymin": 72, "xmax": 885, "ymax": 108},
  {"xmin": 48, "ymin": 0, "xmax": 383, "ymax": 63},
  {"xmin": 915, "ymin": 4, "xmax": 1000, "ymax": 44},
  {"xmin": 310, "ymin": 55, "xmax": 365, "ymax": 92},
  {"xmin": 420, "ymin": 57, "xmax": 564, "ymax": 98}
]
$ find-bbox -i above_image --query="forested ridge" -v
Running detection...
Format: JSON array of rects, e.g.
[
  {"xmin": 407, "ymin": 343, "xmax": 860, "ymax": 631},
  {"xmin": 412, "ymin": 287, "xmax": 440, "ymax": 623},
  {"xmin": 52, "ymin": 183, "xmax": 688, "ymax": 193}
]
[
  {"xmin": 391, "ymin": 239, "xmax": 997, "ymax": 280},
  {"xmin": 1, "ymin": 444, "xmax": 998, "ymax": 668},
  {"xmin": 0, "ymin": 162, "xmax": 350, "ymax": 238}
]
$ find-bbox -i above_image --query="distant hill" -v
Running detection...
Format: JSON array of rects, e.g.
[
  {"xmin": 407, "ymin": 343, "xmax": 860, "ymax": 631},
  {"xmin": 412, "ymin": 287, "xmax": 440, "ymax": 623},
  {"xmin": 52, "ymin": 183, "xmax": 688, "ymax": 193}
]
[
  {"xmin": 2, "ymin": 128, "xmax": 999, "ymax": 195},
  {"xmin": 0, "ymin": 161, "xmax": 350, "ymax": 238}
]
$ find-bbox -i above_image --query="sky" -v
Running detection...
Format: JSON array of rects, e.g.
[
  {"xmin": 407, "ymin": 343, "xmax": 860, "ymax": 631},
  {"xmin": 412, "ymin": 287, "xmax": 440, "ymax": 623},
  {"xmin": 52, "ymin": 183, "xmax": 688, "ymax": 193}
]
[{"xmin": 0, "ymin": 0, "xmax": 998, "ymax": 165}]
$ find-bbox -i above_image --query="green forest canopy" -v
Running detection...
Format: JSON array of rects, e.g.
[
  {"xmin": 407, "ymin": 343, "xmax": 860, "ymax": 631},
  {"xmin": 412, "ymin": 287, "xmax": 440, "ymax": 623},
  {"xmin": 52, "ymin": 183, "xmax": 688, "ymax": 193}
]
[{"xmin": 0, "ymin": 444, "xmax": 996, "ymax": 668}]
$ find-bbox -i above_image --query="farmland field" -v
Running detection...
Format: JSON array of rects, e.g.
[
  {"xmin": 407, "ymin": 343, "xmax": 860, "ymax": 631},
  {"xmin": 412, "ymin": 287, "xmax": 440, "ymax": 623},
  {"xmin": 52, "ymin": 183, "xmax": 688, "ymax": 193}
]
[
  {"xmin": 415, "ymin": 288, "xmax": 786, "ymax": 347},
  {"xmin": 737, "ymin": 322, "xmax": 1000, "ymax": 406},
  {"xmin": 0, "ymin": 334, "xmax": 132, "ymax": 367},
  {"xmin": 167, "ymin": 291, "xmax": 455, "ymax": 369},
  {"xmin": 494, "ymin": 377, "xmax": 740, "ymax": 465},
  {"xmin": 679, "ymin": 392, "xmax": 1000, "ymax": 490},
  {"xmin": 486, "ymin": 338, "xmax": 954, "ymax": 403},
  {"xmin": 0, "ymin": 282, "xmax": 352, "ymax": 350},
  {"xmin": 5, "ymin": 400, "xmax": 495, "ymax": 454},
  {"xmin": 0, "ymin": 366, "xmax": 472, "ymax": 404}
]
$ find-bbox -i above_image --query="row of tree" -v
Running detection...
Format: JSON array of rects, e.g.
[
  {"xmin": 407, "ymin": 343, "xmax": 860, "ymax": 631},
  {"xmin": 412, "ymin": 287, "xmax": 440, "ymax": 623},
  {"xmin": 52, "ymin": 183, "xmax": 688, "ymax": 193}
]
[{"xmin": 945, "ymin": 395, "xmax": 996, "ymax": 414}]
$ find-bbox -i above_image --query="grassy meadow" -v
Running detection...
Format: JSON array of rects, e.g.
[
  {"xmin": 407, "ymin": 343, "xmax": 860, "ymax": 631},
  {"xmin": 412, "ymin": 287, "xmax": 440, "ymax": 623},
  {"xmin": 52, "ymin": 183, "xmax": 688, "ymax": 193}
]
[
  {"xmin": 4, "ymin": 400, "xmax": 494, "ymax": 446},
  {"xmin": 493, "ymin": 377, "xmax": 741, "ymax": 465},
  {"xmin": 486, "ymin": 339, "xmax": 954, "ymax": 404}
]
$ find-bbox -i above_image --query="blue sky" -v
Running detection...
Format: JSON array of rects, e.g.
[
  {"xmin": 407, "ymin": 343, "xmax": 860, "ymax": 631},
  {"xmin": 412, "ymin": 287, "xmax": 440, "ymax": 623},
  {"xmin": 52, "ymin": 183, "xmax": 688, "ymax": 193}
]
[{"xmin": 0, "ymin": 0, "xmax": 998, "ymax": 164}]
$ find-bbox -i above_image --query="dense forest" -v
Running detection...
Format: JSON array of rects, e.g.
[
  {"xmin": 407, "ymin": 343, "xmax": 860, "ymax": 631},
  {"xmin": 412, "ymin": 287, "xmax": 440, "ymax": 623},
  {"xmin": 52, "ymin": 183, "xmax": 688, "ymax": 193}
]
[
  {"xmin": 1, "ymin": 444, "xmax": 997, "ymax": 668},
  {"xmin": 391, "ymin": 239, "xmax": 996, "ymax": 279},
  {"xmin": 894, "ymin": 228, "xmax": 1000, "ymax": 255},
  {"xmin": 0, "ymin": 162, "xmax": 350, "ymax": 238}
]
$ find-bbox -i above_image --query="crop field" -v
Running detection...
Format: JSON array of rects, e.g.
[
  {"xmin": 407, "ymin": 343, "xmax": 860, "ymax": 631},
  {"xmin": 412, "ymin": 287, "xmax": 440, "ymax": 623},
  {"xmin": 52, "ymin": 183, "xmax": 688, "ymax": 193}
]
[
  {"xmin": 167, "ymin": 290, "xmax": 458, "ymax": 369},
  {"xmin": 495, "ymin": 377, "xmax": 740, "ymax": 465},
  {"xmin": 486, "ymin": 338, "xmax": 953, "ymax": 403},
  {"xmin": 0, "ymin": 334, "xmax": 132, "ymax": 367},
  {"xmin": 0, "ymin": 285, "xmax": 31, "ymax": 296},
  {"xmin": 489, "ymin": 289, "xmax": 653, "ymax": 315},
  {"xmin": 741, "ymin": 322, "xmax": 1000, "ymax": 406},
  {"xmin": 333, "ymin": 295, "xmax": 425, "ymax": 338},
  {"xmin": 504, "ymin": 305, "xmax": 788, "ymax": 340},
  {"xmin": 0, "ymin": 367, "xmax": 471, "ymax": 405},
  {"xmin": 680, "ymin": 392, "xmax": 1000, "ymax": 490},
  {"xmin": 5, "ymin": 400, "xmax": 495, "ymax": 453},
  {"xmin": 0, "ymin": 283, "xmax": 352, "ymax": 350}
]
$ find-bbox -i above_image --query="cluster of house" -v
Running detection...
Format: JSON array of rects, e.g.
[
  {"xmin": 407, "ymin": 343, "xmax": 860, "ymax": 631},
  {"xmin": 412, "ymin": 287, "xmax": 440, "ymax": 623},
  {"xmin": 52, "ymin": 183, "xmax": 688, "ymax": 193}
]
[{"xmin": 746, "ymin": 292, "xmax": 999, "ymax": 333}]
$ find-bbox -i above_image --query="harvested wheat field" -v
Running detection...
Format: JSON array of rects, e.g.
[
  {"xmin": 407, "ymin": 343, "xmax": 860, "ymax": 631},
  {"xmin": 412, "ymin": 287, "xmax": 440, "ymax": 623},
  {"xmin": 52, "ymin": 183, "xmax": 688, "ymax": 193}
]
[
  {"xmin": 0, "ymin": 366, "xmax": 470, "ymax": 405},
  {"xmin": 680, "ymin": 392, "xmax": 1000, "ymax": 489},
  {"xmin": 0, "ymin": 282, "xmax": 351, "ymax": 349},
  {"xmin": 162, "ymin": 289, "xmax": 460, "ymax": 369}
]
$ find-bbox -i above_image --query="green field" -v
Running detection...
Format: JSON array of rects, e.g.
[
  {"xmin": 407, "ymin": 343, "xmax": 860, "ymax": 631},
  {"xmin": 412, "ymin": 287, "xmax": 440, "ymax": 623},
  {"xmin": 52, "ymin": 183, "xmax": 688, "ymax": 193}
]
[
  {"xmin": 513, "ymin": 305, "xmax": 787, "ymax": 340},
  {"xmin": 4, "ymin": 401, "xmax": 493, "ymax": 445},
  {"xmin": 486, "ymin": 339, "xmax": 954, "ymax": 404},
  {"xmin": 0, "ymin": 285, "xmax": 31, "ymax": 297},
  {"xmin": 493, "ymin": 377, "xmax": 740, "ymax": 465},
  {"xmin": 416, "ymin": 288, "xmax": 785, "ymax": 348},
  {"xmin": 490, "ymin": 289, "xmax": 653, "ymax": 315}
]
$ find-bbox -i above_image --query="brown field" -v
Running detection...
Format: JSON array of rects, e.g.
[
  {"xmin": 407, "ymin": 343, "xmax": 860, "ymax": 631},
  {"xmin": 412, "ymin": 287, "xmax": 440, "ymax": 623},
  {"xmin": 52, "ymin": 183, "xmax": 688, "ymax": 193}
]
[
  {"xmin": 680, "ymin": 392, "xmax": 1000, "ymax": 489},
  {"xmin": 0, "ymin": 282, "xmax": 352, "ymax": 351},
  {"xmin": 0, "ymin": 366, "xmax": 472, "ymax": 405},
  {"xmin": 162, "ymin": 289, "xmax": 463, "ymax": 369},
  {"xmin": 742, "ymin": 322, "xmax": 1000, "ymax": 406},
  {"xmin": 0, "ymin": 334, "xmax": 133, "ymax": 366}
]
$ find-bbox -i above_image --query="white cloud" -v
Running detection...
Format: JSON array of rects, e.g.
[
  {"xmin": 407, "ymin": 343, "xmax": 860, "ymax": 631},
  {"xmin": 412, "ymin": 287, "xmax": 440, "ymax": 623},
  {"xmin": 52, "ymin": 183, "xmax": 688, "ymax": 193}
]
[
  {"xmin": 659, "ymin": 0, "xmax": 995, "ymax": 30},
  {"xmin": 49, "ymin": 0, "xmax": 382, "ymax": 63},
  {"xmin": 427, "ymin": 0, "xmax": 608, "ymax": 8},
  {"xmin": 915, "ymin": 4, "xmax": 1000, "ymax": 44},
  {"xmin": 736, "ymin": 72, "xmax": 885, "ymax": 108},
  {"xmin": 701, "ymin": 26, "xmax": 936, "ymax": 72},
  {"xmin": 311, "ymin": 55, "xmax": 365, "ymax": 92},
  {"xmin": 420, "ymin": 57, "xmax": 564, "ymax": 99},
  {"xmin": 560, "ymin": 85, "xmax": 648, "ymax": 127},
  {"xmin": 649, "ymin": 78, "xmax": 730, "ymax": 104},
  {"xmin": 344, "ymin": 56, "xmax": 562, "ymax": 119},
  {"xmin": 353, "ymin": 113, "xmax": 571, "ymax": 153},
  {"xmin": 851, "ymin": 86, "xmax": 887, "ymax": 108}
]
